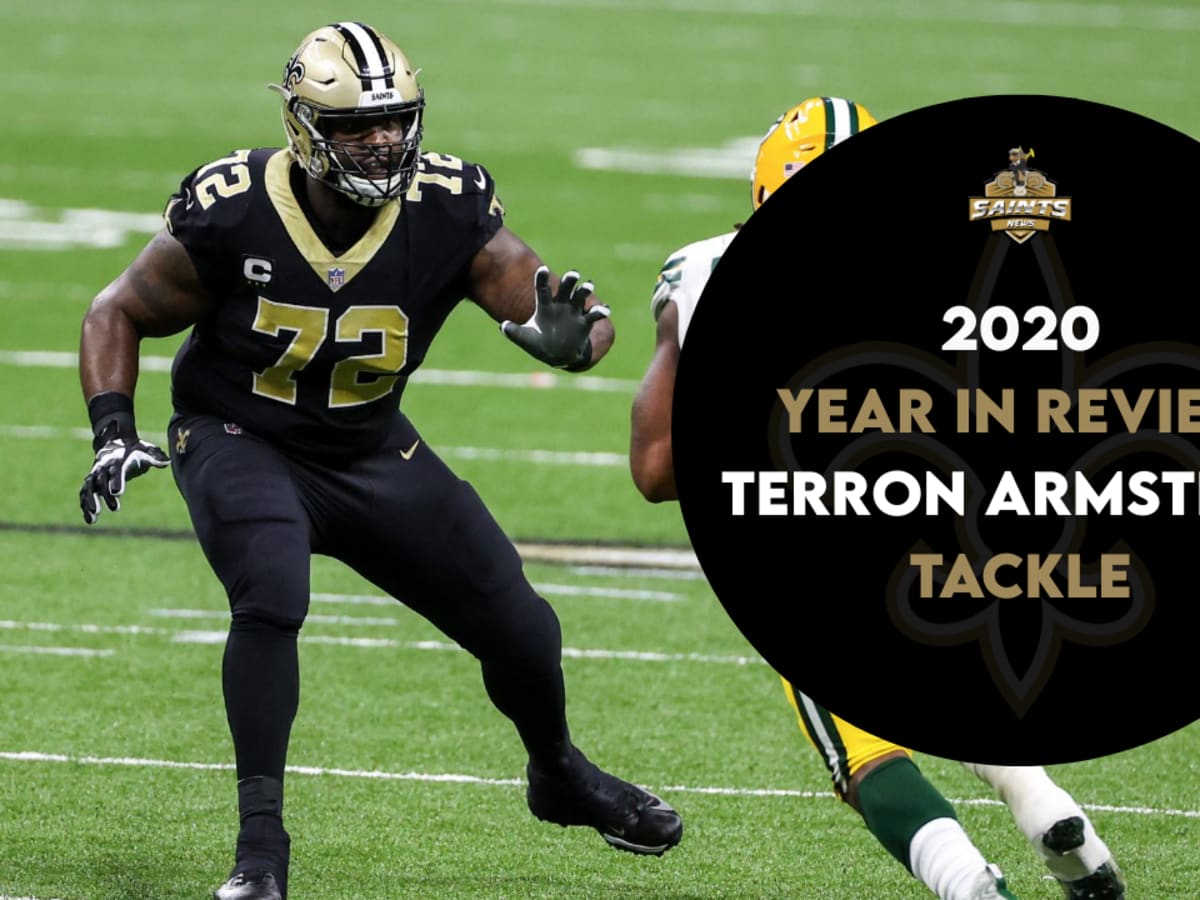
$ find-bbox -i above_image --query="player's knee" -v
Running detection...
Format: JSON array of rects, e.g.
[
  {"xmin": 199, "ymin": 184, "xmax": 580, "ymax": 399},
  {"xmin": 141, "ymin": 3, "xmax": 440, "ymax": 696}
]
[
  {"xmin": 517, "ymin": 590, "xmax": 562, "ymax": 659},
  {"xmin": 226, "ymin": 560, "xmax": 310, "ymax": 626},
  {"xmin": 845, "ymin": 749, "xmax": 914, "ymax": 812},
  {"xmin": 230, "ymin": 608, "xmax": 304, "ymax": 636},
  {"xmin": 505, "ymin": 596, "xmax": 562, "ymax": 669},
  {"xmin": 474, "ymin": 585, "xmax": 562, "ymax": 669}
]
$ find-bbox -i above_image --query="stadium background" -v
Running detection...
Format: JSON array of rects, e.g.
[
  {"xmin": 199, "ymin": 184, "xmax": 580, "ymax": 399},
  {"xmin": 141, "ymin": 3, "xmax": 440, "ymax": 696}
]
[{"xmin": 1, "ymin": 1, "xmax": 1196, "ymax": 896}]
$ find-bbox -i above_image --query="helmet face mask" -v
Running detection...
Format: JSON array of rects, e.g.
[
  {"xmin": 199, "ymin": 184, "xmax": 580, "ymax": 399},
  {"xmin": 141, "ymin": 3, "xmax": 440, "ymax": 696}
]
[
  {"xmin": 298, "ymin": 100, "xmax": 424, "ymax": 206},
  {"xmin": 271, "ymin": 22, "xmax": 425, "ymax": 207},
  {"xmin": 750, "ymin": 96, "xmax": 876, "ymax": 211}
]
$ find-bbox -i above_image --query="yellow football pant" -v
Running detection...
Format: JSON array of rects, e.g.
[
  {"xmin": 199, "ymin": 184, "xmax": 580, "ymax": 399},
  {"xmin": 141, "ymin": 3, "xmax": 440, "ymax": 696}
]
[{"xmin": 782, "ymin": 676, "xmax": 911, "ymax": 799}]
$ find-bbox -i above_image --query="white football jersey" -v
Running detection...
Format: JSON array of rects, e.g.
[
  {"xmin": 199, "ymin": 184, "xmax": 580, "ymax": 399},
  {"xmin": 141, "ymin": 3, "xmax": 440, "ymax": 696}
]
[{"xmin": 650, "ymin": 231, "xmax": 737, "ymax": 348}]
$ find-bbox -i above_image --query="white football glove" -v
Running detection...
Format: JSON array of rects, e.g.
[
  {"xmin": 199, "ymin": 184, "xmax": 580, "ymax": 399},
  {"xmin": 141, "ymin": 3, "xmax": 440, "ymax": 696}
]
[{"xmin": 79, "ymin": 436, "xmax": 169, "ymax": 525}]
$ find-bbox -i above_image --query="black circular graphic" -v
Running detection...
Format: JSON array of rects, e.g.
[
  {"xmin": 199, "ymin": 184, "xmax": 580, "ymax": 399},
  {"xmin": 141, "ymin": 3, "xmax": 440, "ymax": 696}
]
[{"xmin": 673, "ymin": 95, "xmax": 1200, "ymax": 764}]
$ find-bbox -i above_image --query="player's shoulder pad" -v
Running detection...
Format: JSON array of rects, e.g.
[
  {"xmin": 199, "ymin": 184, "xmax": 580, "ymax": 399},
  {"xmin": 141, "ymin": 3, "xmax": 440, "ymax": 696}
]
[
  {"xmin": 650, "ymin": 231, "xmax": 738, "ymax": 319},
  {"xmin": 164, "ymin": 148, "xmax": 269, "ymax": 238},
  {"xmin": 651, "ymin": 233, "xmax": 727, "ymax": 320},
  {"xmin": 651, "ymin": 244, "xmax": 690, "ymax": 320},
  {"xmin": 410, "ymin": 151, "xmax": 504, "ymax": 218}
]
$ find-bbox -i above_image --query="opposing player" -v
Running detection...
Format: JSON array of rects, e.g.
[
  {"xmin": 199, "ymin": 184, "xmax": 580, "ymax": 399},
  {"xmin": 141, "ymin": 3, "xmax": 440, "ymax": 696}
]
[
  {"xmin": 78, "ymin": 22, "xmax": 681, "ymax": 900},
  {"xmin": 630, "ymin": 96, "xmax": 1124, "ymax": 900}
]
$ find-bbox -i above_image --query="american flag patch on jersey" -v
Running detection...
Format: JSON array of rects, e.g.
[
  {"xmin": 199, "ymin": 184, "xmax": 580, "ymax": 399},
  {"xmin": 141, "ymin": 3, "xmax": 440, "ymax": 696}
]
[
  {"xmin": 328, "ymin": 267, "xmax": 346, "ymax": 291},
  {"xmin": 784, "ymin": 162, "xmax": 805, "ymax": 176}
]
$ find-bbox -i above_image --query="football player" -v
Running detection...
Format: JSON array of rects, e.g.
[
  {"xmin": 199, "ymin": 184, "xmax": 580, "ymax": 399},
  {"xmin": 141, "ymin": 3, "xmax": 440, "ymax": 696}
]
[
  {"xmin": 78, "ymin": 22, "xmax": 681, "ymax": 900},
  {"xmin": 629, "ymin": 97, "xmax": 1125, "ymax": 900}
]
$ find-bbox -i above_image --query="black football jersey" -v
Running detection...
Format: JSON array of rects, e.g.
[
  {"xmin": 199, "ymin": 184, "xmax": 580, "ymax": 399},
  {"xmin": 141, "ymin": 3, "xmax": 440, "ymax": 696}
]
[{"xmin": 165, "ymin": 147, "xmax": 505, "ymax": 458}]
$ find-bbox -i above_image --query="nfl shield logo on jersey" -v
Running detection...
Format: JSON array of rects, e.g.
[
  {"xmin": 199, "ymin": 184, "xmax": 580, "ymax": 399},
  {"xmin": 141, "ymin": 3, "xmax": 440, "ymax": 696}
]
[{"xmin": 328, "ymin": 267, "xmax": 346, "ymax": 291}]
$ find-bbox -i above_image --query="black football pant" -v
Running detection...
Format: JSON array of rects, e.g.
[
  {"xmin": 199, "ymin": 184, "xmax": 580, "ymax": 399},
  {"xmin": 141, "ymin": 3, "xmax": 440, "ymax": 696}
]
[{"xmin": 168, "ymin": 412, "xmax": 571, "ymax": 790}]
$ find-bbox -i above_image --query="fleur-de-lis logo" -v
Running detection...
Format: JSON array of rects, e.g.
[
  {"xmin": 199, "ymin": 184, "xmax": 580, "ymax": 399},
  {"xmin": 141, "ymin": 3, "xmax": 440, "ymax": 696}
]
[{"xmin": 282, "ymin": 54, "xmax": 305, "ymax": 92}]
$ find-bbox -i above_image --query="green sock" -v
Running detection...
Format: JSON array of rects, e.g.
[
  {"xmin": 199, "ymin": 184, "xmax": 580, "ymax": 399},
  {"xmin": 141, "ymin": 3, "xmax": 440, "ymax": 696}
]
[{"xmin": 855, "ymin": 756, "xmax": 957, "ymax": 871}]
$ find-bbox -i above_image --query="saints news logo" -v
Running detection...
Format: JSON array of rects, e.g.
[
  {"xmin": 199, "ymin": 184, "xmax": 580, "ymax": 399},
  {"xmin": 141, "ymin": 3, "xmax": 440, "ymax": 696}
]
[{"xmin": 968, "ymin": 147, "xmax": 1072, "ymax": 244}]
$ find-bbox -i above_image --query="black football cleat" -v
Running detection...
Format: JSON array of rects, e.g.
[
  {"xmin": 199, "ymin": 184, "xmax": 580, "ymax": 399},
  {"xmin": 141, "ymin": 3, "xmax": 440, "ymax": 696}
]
[
  {"xmin": 526, "ymin": 747, "xmax": 683, "ymax": 856},
  {"xmin": 1059, "ymin": 864, "xmax": 1127, "ymax": 900},
  {"xmin": 1043, "ymin": 816, "xmax": 1126, "ymax": 900},
  {"xmin": 213, "ymin": 870, "xmax": 282, "ymax": 900}
]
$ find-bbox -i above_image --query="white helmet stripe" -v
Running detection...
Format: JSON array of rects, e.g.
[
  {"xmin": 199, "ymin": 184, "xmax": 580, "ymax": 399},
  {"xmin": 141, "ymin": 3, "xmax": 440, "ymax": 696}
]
[
  {"xmin": 338, "ymin": 21, "xmax": 392, "ymax": 92},
  {"xmin": 828, "ymin": 97, "xmax": 853, "ymax": 147}
]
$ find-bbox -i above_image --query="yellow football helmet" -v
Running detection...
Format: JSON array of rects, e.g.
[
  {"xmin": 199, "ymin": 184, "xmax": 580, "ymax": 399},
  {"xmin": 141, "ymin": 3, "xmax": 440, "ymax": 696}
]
[
  {"xmin": 269, "ymin": 22, "xmax": 425, "ymax": 207},
  {"xmin": 750, "ymin": 96, "xmax": 877, "ymax": 210}
]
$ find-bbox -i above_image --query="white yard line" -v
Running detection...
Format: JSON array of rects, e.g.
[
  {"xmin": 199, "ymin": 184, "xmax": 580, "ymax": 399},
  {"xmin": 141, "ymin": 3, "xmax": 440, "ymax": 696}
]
[
  {"xmin": 532, "ymin": 583, "xmax": 680, "ymax": 601},
  {"xmin": 557, "ymin": 646, "xmax": 758, "ymax": 664},
  {"xmin": 0, "ymin": 621, "xmax": 167, "ymax": 637},
  {"xmin": 0, "ymin": 619, "xmax": 759, "ymax": 665},
  {"xmin": 2, "ymin": 750, "xmax": 1197, "ymax": 819},
  {"xmin": 576, "ymin": 142, "xmax": 756, "ymax": 179},
  {"xmin": 0, "ymin": 351, "xmax": 638, "ymax": 393},
  {"xmin": 569, "ymin": 565, "xmax": 706, "ymax": 581},
  {"xmin": 168, "ymin": 628, "xmax": 761, "ymax": 665},
  {"xmin": 0, "ymin": 425, "xmax": 96, "ymax": 442},
  {"xmin": 0, "ymin": 644, "xmax": 113, "ymax": 658},
  {"xmin": 438, "ymin": 446, "xmax": 627, "ymax": 467},
  {"xmin": 311, "ymin": 592, "xmax": 398, "ymax": 607},
  {"xmin": 0, "ymin": 200, "xmax": 163, "ymax": 250},
  {"xmin": 439, "ymin": 0, "xmax": 1200, "ymax": 32},
  {"xmin": 312, "ymin": 585, "xmax": 681, "ymax": 605},
  {"xmin": 0, "ymin": 423, "xmax": 626, "ymax": 468},
  {"xmin": 516, "ymin": 544, "xmax": 700, "ymax": 568},
  {"xmin": 149, "ymin": 608, "xmax": 406, "ymax": 628},
  {"xmin": 0, "ymin": 280, "xmax": 97, "ymax": 302}
]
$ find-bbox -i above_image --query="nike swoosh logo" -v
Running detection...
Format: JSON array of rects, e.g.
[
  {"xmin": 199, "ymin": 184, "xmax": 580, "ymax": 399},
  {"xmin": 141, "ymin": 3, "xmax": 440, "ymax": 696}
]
[
  {"xmin": 399, "ymin": 439, "xmax": 420, "ymax": 460},
  {"xmin": 474, "ymin": 166, "xmax": 487, "ymax": 190}
]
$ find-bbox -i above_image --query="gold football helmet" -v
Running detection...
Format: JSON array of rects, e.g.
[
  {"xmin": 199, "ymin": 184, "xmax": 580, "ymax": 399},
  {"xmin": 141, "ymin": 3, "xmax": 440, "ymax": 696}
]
[
  {"xmin": 750, "ymin": 96, "xmax": 877, "ymax": 210},
  {"xmin": 269, "ymin": 22, "xmax": 425, "ymax": 207}
]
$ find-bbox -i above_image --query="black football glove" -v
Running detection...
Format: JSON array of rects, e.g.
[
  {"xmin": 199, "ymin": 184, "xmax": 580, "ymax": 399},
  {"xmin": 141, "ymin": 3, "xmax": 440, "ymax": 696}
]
[
  {"xmin": 79, "ymin": 431, "xmax": 169, "ymax": 525},
  {"xmin": 501, "ymin": 266, "xmax": 611, "ymax": 370}
]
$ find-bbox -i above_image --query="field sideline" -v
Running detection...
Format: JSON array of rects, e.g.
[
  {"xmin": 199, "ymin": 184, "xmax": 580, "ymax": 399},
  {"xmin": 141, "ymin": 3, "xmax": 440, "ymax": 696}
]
[{"xmin": 2, "ymin": 0, "xmax": 1197, "ymax": 897}]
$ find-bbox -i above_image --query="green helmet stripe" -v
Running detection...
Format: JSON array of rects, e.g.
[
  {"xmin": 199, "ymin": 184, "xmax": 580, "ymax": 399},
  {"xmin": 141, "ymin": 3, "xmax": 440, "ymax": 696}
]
[{"xmin": 822, "ymin": 97, "xmax": 837, "ymax": 151}]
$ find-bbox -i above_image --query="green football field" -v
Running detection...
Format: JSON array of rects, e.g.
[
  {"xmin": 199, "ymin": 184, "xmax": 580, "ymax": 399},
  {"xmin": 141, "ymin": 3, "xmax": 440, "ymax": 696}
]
[{"xmin": 2, "ymin": 1, "xmax": 1197, "ymax": 897}]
